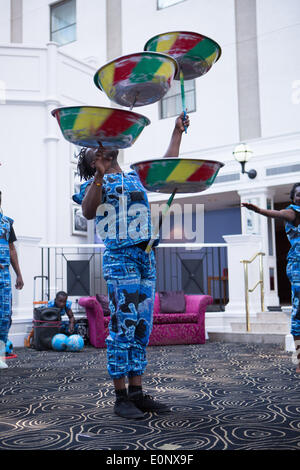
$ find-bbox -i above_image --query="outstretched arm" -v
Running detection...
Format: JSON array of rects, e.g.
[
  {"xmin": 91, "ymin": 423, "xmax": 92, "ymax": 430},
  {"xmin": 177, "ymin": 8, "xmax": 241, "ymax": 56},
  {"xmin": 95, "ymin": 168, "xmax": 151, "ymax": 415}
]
[
  {"xmin": 163, "ymin": 112, "xmax": 190, "ymax": 158},
  {"xmin": 241, "ymin": 203, "xmax": 296, "ymax": 223}
]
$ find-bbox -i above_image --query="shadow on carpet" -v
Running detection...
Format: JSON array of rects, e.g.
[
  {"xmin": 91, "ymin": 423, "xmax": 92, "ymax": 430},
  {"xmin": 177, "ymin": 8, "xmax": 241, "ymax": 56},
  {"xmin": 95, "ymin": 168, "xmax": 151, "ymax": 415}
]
[{"xmin": 0, "ymin": 342, "xmax": 300, "ymax": 451}]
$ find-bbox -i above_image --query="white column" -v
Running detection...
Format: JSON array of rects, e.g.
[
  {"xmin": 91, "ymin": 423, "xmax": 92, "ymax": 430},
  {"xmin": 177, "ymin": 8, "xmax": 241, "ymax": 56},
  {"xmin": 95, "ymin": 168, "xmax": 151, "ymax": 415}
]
[
  {"xmin": 239, "ymin": 187, "xmax": 280, "ymax": 308},
  {"xmin": 87, "ymin": 219, "xmax": 95, "ymax": 244},
  {"xmin": 44, "ymin": 42, "xmax": 60, "ymax": 245},
  {"xmin": 44, "ymin": 42, "xmax": 60, "ymax": 299},
  {"xmin": 10, "ymin": 0, "xmax": 23, "ymax": 43},
  {"xmin": 223, "ymin": 234, "xmax": 263, "ymax": 314}
]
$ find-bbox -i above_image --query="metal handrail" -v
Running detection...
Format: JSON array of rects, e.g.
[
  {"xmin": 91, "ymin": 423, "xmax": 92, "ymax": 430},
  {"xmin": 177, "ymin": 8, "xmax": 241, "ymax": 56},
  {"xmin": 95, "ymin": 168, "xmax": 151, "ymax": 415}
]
[
  {"xmin": 38, "ymin": 243, "xmax": 229, "ymax": 305},
  {"xmin": 240, "ymin": 251, "xmax": 265, "ymax": 332}
]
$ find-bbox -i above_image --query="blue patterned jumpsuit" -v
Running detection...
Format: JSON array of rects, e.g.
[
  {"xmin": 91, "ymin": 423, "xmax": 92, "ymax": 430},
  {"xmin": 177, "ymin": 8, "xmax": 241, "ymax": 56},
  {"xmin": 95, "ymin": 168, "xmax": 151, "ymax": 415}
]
[
  {"xmin": 73, "ymin": 170, "xmax": 158, "ymax": 379},
  {"xmin": 0, "ymin": 214, "xmax": 16, "ymax": 344},
  {"xmin": 285, "ymin": 204, "xmax": 300, "ymax": 337}
]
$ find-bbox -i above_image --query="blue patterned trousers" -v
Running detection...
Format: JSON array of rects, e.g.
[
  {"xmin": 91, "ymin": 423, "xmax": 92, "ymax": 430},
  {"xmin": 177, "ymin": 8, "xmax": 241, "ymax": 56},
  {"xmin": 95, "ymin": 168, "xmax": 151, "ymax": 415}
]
[
  {"xmin": 0, "ymin": 267, "xmax": 12, "ymax": 344},
  {"xmin": 103, "ymin": 245, "xmax": 156, "ymax": 379},
  {"xmin": 286, "ymin": 260, "xmax": 300, "ymax": 336}
]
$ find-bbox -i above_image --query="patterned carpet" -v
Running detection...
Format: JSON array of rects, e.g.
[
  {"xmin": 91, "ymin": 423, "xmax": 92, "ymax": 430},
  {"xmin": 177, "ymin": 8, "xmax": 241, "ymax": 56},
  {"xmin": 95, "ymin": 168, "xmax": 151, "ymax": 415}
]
[{"xmin": 0, "ymin": 341, "xmax": 300, "ymax": 451}]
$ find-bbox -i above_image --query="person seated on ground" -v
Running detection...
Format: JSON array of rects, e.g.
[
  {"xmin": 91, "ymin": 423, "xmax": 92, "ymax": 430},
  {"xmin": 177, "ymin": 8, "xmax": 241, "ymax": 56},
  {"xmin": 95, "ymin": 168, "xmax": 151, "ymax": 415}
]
[{"xmin": 48, "ymin": 291, "xmax": 77, "ymax": 335}]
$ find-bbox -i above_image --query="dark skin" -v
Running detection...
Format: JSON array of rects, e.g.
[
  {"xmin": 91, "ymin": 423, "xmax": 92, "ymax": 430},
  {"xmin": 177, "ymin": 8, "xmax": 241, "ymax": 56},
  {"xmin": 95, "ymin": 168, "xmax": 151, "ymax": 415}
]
[
  {"xmin": 241, "ymin": 187, "xmax": 300, "ymax": 225},
  {"xmin": 55, "ymin": 294, "xmax": 75, "ymax": 334},
  {"xmin": 81, "ymin": 112, "xmax": 189, "ymax": 391},
  {"xmin": 242, "ymin": 185, "xmax": 300, "ymax": 371}
]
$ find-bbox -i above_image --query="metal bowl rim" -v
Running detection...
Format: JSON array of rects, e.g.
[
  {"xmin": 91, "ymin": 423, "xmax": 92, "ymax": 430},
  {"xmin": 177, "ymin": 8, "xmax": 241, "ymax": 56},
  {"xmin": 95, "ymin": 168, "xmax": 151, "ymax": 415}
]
[
  {"xmin": 130, "ymin": 157, "xmax": 224, "ymax": 169},
  {"xmin": 93, "ymin": 51, "xmax": 179, "ymax": 91},
  {"xmin": 144, "ymin": 31, "xmax": 222, "ymax": 61},
  {"xmin": 51, "ymin": 105, "xmax": 151, "ymax": 125}
]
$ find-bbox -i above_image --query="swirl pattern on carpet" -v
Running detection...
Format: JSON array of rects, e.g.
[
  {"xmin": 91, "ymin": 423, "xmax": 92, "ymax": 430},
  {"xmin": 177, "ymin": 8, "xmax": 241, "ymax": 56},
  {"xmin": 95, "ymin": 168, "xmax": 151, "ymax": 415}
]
[{"xmin": 0, "ymin": 342, "xmax": 300, "ymax": 450}]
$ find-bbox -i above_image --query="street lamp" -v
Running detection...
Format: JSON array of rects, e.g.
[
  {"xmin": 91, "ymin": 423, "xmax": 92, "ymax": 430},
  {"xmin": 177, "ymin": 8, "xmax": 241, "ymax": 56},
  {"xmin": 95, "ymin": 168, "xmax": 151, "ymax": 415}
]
[{"xmin": 233, "ymin": 143, "xmax": 257, "ymax": 179}]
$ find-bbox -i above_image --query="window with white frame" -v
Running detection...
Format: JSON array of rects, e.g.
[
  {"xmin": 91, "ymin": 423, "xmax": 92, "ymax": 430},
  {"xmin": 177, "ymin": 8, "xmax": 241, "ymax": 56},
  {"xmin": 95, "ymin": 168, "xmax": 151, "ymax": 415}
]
[
  {"xmin": 50, "ymin": 0, "xmax": 76, "ymax": 46},
  {"xmin": 157, "ymin": 0, "xmax": 186, "ymax": 9},
  {"xmin": 160, "ymin": 79, "xmax": 196, "ymax": 119}
]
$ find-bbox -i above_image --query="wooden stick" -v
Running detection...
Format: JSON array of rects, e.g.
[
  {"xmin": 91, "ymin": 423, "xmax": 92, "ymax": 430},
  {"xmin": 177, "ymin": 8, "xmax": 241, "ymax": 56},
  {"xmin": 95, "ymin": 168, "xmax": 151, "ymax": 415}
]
[
  {"xmin": 145, "ymin": 188, "xmax": 177, "ymax": 253},
  {"xmin": 180, "ymin": 69, "xmax": 187, "ymax": 134}
]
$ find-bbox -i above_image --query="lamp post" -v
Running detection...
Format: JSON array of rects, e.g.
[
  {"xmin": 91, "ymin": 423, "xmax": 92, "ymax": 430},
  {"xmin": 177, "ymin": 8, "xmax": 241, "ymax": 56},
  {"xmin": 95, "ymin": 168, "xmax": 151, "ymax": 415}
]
[{"xmin": 233, "ymin": 143, "xmax": 257, "ymax": 179}]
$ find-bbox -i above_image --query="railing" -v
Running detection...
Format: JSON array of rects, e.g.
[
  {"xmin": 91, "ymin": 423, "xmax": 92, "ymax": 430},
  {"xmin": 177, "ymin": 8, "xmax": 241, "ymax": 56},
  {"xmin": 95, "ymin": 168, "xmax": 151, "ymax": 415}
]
[
  {"xmin": 38, "ymin": 243, "xmax": 228, "ymax": 311},
  {"xmin": 39, "ymin": 244, "xmax": 106, "ymax": 303},
  {"xmin": 240, "ymin": 251, "xmax": 265, "ymax": 332},
  {"xmin": 155, "ymin": 243, "xmax": 228, "ymax": 311}
]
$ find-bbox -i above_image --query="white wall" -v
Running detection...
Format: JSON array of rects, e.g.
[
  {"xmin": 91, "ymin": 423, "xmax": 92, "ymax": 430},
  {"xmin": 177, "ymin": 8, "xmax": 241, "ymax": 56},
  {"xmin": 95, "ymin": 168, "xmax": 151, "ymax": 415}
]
[
  {"xmin": 0, "ymin": 0, "xmax": 11, "ymax": 43},
  {"xmin": 0, "ymin": 104, "xmax": 47, "ymax": 238},
  {"xmin": 57, "ymin": 50, "xmax": 109, "ymax": 106},
  {"xmin": 0, "ymin": 44, "xmax": 48, "ymax": 240},
  {"xmin": 21, "ymin": 0, "xmax": 107, "ymax": 66},
  {"xmin": 257, "ymin": 0, "xmax": 300, "ymax": 137}
]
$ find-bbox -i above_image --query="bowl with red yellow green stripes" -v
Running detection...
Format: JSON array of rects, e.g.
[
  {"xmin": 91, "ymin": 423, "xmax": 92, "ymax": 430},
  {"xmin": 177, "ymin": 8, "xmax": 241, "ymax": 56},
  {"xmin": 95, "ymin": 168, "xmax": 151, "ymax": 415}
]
[
  {"xmin": 51, "ymin": 106, "xmax": 150, "ymax": 149},
  {"xmin": 144, "ymin": 31, "xmax": 221, "ymax": 80},
  {"xmin": 130, "ymin": 158, "xmax": 224, "ymax": 193},
  {"xmin": 93, "ymin": 52, "xmax": 178, "ymax": 108}
]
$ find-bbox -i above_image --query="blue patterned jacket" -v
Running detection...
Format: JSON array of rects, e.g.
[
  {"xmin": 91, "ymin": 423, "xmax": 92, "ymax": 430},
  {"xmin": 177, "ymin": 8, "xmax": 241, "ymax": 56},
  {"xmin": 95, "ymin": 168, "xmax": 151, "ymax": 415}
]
[
  {"xmin": 285, "ymin": 204, "xmax": 300, "ymax": 261},
  {"xmin": 73, "ymin": 171, "xmax": 158, "ymax": 250}
]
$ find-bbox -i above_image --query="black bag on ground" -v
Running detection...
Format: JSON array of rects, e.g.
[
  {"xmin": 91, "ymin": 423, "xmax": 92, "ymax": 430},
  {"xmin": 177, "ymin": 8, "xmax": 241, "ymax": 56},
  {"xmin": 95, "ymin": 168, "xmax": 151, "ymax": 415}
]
[{"xmin": 32, "ymin": 307, "xmax": 61, "ymax": 351}]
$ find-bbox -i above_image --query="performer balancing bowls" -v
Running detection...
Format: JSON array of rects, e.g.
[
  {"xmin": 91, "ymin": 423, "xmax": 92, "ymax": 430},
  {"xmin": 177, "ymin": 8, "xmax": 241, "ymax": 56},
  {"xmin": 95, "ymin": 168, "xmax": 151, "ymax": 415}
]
[
  {"xmin": 242, "ymin": 183, "xmax": 300, "ymax": 372},
  {"xmin": 72, "ymin": 112, "xmax": 190, "ymax": 419}
]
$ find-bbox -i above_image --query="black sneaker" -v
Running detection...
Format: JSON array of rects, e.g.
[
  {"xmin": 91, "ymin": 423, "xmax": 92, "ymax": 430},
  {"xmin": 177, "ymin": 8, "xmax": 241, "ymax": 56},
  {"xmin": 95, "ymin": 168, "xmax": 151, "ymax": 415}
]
[
  {"xmin": 129, "ymin": 392, "xmax": 170, "ymax": 413},
  {"xmin": 114, "ymin": 397, "xmax": 145, "ymax": 419}
]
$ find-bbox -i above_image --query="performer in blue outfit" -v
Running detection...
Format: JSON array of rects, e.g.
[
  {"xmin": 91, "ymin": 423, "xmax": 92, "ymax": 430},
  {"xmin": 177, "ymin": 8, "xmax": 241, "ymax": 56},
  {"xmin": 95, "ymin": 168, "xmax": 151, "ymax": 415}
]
[
  {"xmin": 73, "ymin": 112, "xmax": 189, "ymax": 418},
  {"xmin": 242, "ymin": 182, "xmax": 300, "ymax": 372},
  {"xmin": 0, "ymin": 191, "xmax": 24, "ymax": 367}
]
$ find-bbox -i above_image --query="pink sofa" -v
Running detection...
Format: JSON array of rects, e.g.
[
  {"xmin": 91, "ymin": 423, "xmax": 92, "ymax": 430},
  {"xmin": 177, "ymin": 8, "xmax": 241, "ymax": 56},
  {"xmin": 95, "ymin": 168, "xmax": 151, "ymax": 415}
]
[{"xmin": 79, "ymin": 293, "xmax": 213, "ymax": 348}]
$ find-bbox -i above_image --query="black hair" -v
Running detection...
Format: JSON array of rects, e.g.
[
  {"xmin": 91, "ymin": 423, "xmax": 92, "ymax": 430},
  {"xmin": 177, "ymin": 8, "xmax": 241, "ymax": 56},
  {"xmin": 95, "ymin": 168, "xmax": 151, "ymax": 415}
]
[
  {"xmin": 76, "ymin": 147, "xmax": 119, "ymax": 181},
  {"xmin": 290, "ymin": 183, "xmax": 300, "ymax": 202},
  {"xmin": 55, "ymin": 291, "xmax": 68, "ymax": 299},
  {"xmin": 76, "ymin": 148, "xmax": 96, "ymax": 181}
]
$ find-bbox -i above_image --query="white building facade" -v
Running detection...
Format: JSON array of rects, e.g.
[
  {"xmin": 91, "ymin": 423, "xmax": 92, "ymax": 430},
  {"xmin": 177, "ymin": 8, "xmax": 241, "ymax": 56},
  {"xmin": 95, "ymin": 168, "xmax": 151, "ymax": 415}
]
[{"xmin": 0, "ymin": 0, "xmax": 300, "ymax": 345}]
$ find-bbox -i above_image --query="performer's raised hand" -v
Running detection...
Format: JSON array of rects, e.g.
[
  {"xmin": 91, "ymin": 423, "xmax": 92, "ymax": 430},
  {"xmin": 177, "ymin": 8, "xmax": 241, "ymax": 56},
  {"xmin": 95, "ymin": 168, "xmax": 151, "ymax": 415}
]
[
  {"xmin": 163, "ymin": 112, "xmax": 190, "ymax": 158},
  {"xmin": 175, "ymin": 111, "xmax": 190, "ymax": 133},
  {"xmin": 81, "ymin": 143, "xmax": 121, "ymax": 220},
  {"xmin": 91, "ymin": 144, "xmax": 119, "ymax": 178}
]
